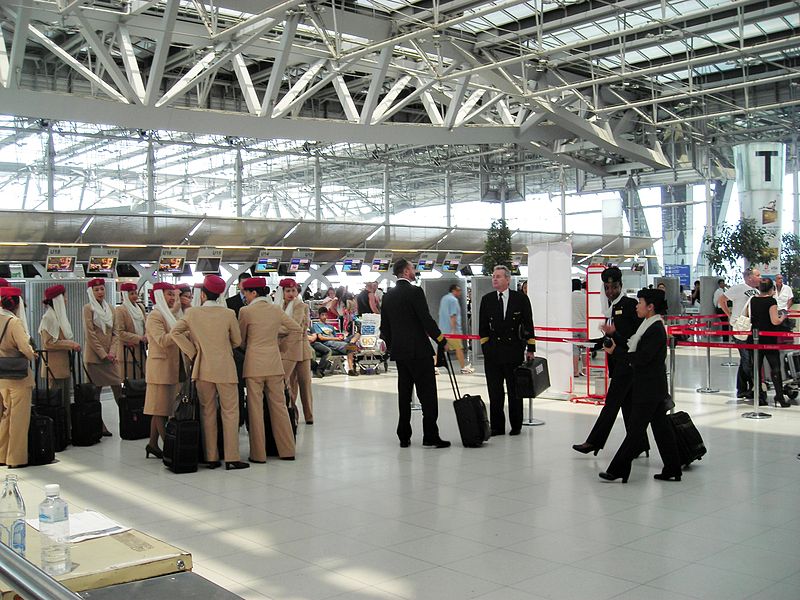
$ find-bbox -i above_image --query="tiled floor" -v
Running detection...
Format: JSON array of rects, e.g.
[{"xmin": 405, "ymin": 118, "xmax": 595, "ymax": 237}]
[{"xmin": 13, "ymin": 347, "xmax": 800, "ymax": 599}]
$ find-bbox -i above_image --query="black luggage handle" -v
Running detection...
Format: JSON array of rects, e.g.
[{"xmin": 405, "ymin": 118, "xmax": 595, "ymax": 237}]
[
  {"xmin": 69, "ymin": 350, "xmax": 94, "ymax": 386},
  {"xmin": 443, "ymin": 351, "xmax": 462, "ymax": 400},
  {"xmin": 34, "ymin": 350, "xmax": 55, "ymax": 394},
  {"xmin": 123, "ymin": 342, "xmax": 146, "ymax": 380}
]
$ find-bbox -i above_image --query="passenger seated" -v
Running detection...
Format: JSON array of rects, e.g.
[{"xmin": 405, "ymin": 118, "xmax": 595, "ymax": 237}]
[{"xmin": 312, "ymin": 309, "xmax": 359, "ymax": 376}]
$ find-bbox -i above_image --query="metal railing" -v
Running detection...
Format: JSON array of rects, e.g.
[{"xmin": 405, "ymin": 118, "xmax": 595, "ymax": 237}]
[{"xmin": 0, "ymin": 542, "xmax": 80, "ymax": 600}]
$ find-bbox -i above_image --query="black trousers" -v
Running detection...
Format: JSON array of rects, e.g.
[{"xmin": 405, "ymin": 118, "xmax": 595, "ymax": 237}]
[
  {"xmin": 586, "ymin": 374, "xmax": 650, "ymax": 452},
  {"xmin": 756, "ymin": 349, "xmax": 784, "ymax": 402},
  {"xmin": 607, "ymin": 398, "xmax": 681, "ymax": 479},
  {"xmin": 485, "ymin": 359, "xmax": 522, "ymax": 433},
  {"xmin": 395, "ymin": 358, "xmax": 440, "ymax": 442}
]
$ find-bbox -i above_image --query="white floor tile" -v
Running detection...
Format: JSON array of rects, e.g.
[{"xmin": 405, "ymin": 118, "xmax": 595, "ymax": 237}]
[
  {"xmin": 512, "ymin": 564, "xmax": 638, "ymax": 600},
  {"xmin": 375, "ymin": 566, "xmax": 502, "ymax": 599},
  {"xmin": 647, "ymin": 563, "xmax": 774, "ymax": 600}
]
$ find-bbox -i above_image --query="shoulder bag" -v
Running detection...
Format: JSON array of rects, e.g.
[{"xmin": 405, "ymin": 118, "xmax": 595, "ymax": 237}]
[
  {"xmin": 732, "ymin": 296, "xmax": 753, "ymax": 341},
  {"xmin": 0, "ymin": 319, "xmax": 30, "ymax": 379}
]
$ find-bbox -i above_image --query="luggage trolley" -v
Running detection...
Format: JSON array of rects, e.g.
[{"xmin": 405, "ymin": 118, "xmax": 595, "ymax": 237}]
[{"xmin": 355, "ymin": 314, "xmax": 388, "ymax": 374}]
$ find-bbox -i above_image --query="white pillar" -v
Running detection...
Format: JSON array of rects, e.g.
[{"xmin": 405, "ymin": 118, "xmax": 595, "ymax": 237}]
[{"xmin": 529, "ymin": 242, "xmax": 572, "ymax": 397}]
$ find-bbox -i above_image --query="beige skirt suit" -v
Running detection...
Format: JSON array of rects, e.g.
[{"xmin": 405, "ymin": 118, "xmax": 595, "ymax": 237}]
[
  {"xmin": 144, "ymin": 309, "xmax": 180, "ymax": 417},
  {"xmin": 0, "ymin": 316, "xmax": 36, "ymax": 467}
]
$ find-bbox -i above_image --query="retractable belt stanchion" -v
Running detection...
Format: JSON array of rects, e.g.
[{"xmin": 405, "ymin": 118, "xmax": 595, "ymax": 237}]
[
  {"xmin": 522, "ymin": 396, "xmax": 545, "ymax": 427},
  {"xmin": 742, "ymin": 328, "xmax": 772, "ymax": 420},
  {"xmin": 696, "ymin": 323, "xmax": 720, "ymax": 393}
]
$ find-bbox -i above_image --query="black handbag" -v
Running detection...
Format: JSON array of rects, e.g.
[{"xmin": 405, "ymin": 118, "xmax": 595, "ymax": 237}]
[{"xmin": 0, "ymin": 319, "xmax": 29, "ymax": 379}]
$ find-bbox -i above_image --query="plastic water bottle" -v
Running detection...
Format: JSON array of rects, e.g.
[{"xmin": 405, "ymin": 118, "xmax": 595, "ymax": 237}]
[
  {"xmin": 0, "ymin": 474, "xmax": 26, "ymax": 556},
  {"xmin": 39, "ymin": 484, "xmax": 71, "ymax": 575}
]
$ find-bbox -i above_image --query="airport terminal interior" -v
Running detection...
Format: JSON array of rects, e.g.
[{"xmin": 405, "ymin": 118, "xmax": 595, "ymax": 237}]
[{"xmin": 0, "ymin": 0, "xmax": 799, "ymax": 598}]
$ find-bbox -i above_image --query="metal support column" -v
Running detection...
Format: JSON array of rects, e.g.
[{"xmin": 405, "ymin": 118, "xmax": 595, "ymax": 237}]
[
  {"xmin": 445, "ymin": 166, "xmax": 452, "ymax": 229},
  {"xmin": 383, "ymin": 164, "xmax": 391, "ymax": 240},
  {"xmin": 235, "ymin": 147, "xmax": 243, "ymax": 218},
  {"xmin": 793, "ymin": 136, "xmax": 799, "ymax": 236},
  {"xmin": 560, "ymin": 167, "xmax": 567, "ymax": 234},
  {"xmin": 314, "ymin": 156, "xmax": 322, "ymax": 221},
  {"xmin": 146, "ymin": 135, "xmax": 155, "ymax": 214},
  {"xmin": 46, "ymin": 122, "xmax": 55, "ymax": 210},
  {"xmin": 704, "ymin": 177, "xmax": 713, "ymax": 276}
]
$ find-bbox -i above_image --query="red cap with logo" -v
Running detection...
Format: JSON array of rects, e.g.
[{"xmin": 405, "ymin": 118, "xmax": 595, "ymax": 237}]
[
  {"xmin": 0, "ymin": 287, "xmax": 22, "ymax": 297},
  {"xmin": 203, "ymin": 274, "xmax": 226, "ymax": 295},
  {"xmin": 279, "ymin": 278, "xmax": 297, "ymax": 289},
  {"xmin": 44, "ymin": 285, "xmax": 66, "ymax": 301},
  {"xmin": 241, "ymin": 277, "xmax": 267, "ymax": 290},
  {"xmin": 87, "ymin": 278, "xmax": 106, "ymax": 288},
  {"xmin": 120, "ymin": 282, "xmax": 137, "ymax": 292}
]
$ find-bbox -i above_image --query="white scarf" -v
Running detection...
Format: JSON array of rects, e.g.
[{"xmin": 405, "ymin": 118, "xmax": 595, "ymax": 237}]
[
  {"xmin": 7, "ymin": 298, "xmax": 29, "ymax": 337},
  {"xmin": 282, "ymin": 298, "xmax": 296, "ymax": 318},
  {"xmin": 249, "ymin": 296, "xmax": 271, "ymax": 308},
  {"xmin": 202, "ymin": 299, "xmax": 224, "ymax": 307},
  {"xmin": 38, "ymin": 295, "xmax": 73, "ymax": 340},
  {"xmin": 192, "ymin": 287, "xmax": 202, "ymax": 308},
  {"xmin": 153, "ymin": 289, "xmax": 178, "ymax": 331},
  {"xmin": 86, "ymin": 287, "xmax": 114, "ymax": 334},
  {"xmin": 627, "ymin": 314, "xmax": 663, "ymax": 353},
  {"xmin": 603, "ymin": 292, "xmax": 624, "ymax": 319},
  {"xmin": 122, "ymin": 295, "xmax": 145, "ymax": 336}
]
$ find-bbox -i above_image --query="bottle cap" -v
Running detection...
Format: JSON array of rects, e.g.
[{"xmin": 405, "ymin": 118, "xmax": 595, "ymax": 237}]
[{"xmin": 44, "ymin": 484, "xmax": 60, "ymax": 496}]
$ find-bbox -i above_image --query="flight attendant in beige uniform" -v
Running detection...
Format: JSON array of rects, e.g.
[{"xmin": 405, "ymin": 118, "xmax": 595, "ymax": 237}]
[
  {"xmin": 238, "ymin": 277, "xmax": 302, "ymax": 462},
  {"xmin": 278, "ymin": 279, "xmax": 315, "ymax": 424},
  {"xmin": 170, "ymin": 275, "xmax": 248, "ymax": 470},
  {"xmin": 114, "ymin": 282, "xmax": 147, "ymax": 380},
  {"xmin": 143, "ymin": 283, "xmax": 180, "ymax": 459},
  {"xmin": 83, "ymin": 278, "xmax": 121, "ymax": 437},
  {"xmin": 38, "ymin": 285, "xmax": 81, "ymax": 439},
  {"xmin": 0, "ymin": 287, "xmax": 36, "ymax": 467}
]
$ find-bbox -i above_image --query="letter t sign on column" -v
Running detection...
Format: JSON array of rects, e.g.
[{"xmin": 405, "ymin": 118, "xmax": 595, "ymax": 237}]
[{"xmin": 755, "ymin": 150, "xmax": 779, "ymax": 182}]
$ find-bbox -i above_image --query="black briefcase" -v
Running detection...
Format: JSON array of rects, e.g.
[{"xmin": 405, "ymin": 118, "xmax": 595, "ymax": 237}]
[
  {"xmin": 119, "ymin": 345, "xmax": 151, "ymax": 440},
  {"xmin": 28, "ymin": 410, "xmax": 55, "ymax": 466},
  {"xmin": 515, "ymin": 357, "xmax": 550, "ymax": 398}
]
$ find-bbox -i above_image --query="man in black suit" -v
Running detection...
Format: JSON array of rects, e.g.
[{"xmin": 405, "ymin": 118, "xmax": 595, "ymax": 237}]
[
  {"xmin": 381, "ymin": 258, "xmax": 450, "ymax": 449},
  {"xmin": 225, "ymin": 272, "xmax": 251, "ymax": 316},
  {"xmin": 573, "ymin": 266, "xmax": 650, "ymax": 456},
  {"xmin": 479, "ymin": 265, "xmax": 536, "ymax": 436}
]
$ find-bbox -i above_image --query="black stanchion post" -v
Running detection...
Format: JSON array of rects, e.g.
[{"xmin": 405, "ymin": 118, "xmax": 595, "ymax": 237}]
[
  {"xmin": 743, "ymin": 328, "xmax": 772, "ymax": 420},
  {"xmin": 697, "ymin": 321, "xmax": 719, "ymax": 393},
  {"xmin": 669, "ymin": 335, "xmax": 676, "ymax": 410}
]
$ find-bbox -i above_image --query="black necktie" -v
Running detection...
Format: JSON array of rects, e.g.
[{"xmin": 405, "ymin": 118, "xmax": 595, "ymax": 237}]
[{"xmin": 497, "ymin": 292, "xmax": 504, "ymax": 321}]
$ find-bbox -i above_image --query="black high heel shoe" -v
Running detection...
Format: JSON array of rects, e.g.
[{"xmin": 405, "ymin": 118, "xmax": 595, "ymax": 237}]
[
  {"xmin": 654, "ymin": 472, "xmax": 682, "ymax": 482},
  {"xmin": 226, "ymin": 461, "xmax": 250, "ymax": 470},
  {"xmin": 776, "ymin": 397, "xmax": 791, "ymax": 408},
  {"xmin": 573, "ymin": 443, "xmax": 599, "ymax": 456},
  {"xmin": 599, "ymin": 471, "xmax": 628, "ymax": 483},
  {"xmin": 145, "ymin": 444, "xmax": 163, "ymax": 459}
]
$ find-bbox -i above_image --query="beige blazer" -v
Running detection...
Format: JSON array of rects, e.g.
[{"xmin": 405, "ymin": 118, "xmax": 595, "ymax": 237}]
[
  {"xmin": 170, "ymin": 304, "xmax": 241, "ymax": 383},
  {"xmin": 279, "ymin": 301, "xmax": 314, "ymax": 362},
  {"xmin": 114, "ymin": 305, "xmax": 146, "ymax": 378},
  {"xmin": 239, "ymin": 301, "xmax": 302, "ymax": 378},
  {"xmin": 40, "ymin": 328, "xmax": 73, "ymax": 380},
  {"xmin": 82, "ymin": 304, "xmax": 118, "ymax": 364},
  {"xmin": 145, "ymin": 310, "xmax": 181, "ymax": 385},
  {"xmin": 0, "ymin": 316, "xmax": 35, "ymax": 388}
]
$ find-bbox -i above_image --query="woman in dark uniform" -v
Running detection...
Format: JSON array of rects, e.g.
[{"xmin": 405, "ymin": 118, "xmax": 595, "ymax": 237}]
[
  {"xmin": 599, "ymin": 288, "xmax": 682, "ymax": 483},
  {"xmin": 749, "ymin": 277, "xmax": 790, "ymax": 407}
]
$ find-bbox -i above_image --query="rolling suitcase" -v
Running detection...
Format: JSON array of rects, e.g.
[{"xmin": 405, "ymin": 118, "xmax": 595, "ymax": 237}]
[
  {"xmin": 69, "ymin": 352, "xmax": 103, "ymax": 446},
  {"xmin": 264, "ymin": 386, "xmax": 297, "ymax": 457},
  {"xmin": 446, "ymin": 354, "xmax": 490, "ymax": 448},
  {"xmin": 668, "ymin": 410, "xmax": 706, "ymax": 467},
  {"xmin": 514, "ymin": 357, "xmax": 550, "ymax": 399},
  {"xmin": 28, "ymin": 410, "xmax": 55, "ymax": 466},
  {"xmin": 163, "ymin": 383, "xmax": 200, "ymax": 474},
  {"xmin": 119, "ymin": 344, "xmax": 151, "ymax": 440},
  {"xmin": 34, "ymin": 353, "xmax": 69, "ymax": 451}
]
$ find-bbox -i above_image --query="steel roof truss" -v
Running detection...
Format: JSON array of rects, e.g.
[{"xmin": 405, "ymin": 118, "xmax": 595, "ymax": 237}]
[{"xmin": 259, "ymin": 12, "xmax": 299, "ymax": 118}]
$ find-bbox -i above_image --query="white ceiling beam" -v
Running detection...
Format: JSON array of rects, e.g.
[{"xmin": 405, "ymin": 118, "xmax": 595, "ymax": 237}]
[
  {"xmin": 144, "ymin": 0, "xmax": 179, "ymax": 105},
  {"xmin": 59, "ymin": 0, "xmax": 90, "ymax": 15},
  {"xmin": 332, "ymin": 74, "xmax": 359, "ymax": 122},
  {"xmin": 372, "ymin": 75, "xmax": 413, "ymax": 123},
  {"xmin": 27, "ymin": 23, "xmax": 129, "ymax": 103},
  {"xmin": 210, "ymin": 0, "xmax": 304, "ymax": 44},
  {"xmin": 444, "ymin": 75, "xmax": 472, "ymax": 130},
  {"xmin": 259, "ymin": 12, "xmax": 300, "ymax": 118},
  {"xmin": 359, "ymin": 45, "xmax": 394, "ymax": 125},
  {"xmin": 76, "ymin": 15, "xmax": 140, "ymax": 104},
  {"xmin": 271, "ymin": 59, "xmax": 326, "ymax": 118},
  {"xmin": 232, "ymin": 54, "xmax": 261, "ymax": 115},
  {"xmin": 420, "ymin": 90, "xmax": 443, "ymax": 126},
  {"xmin": 126, "ymin": 0, "xmax": 161, "ymax": 17},
  {"xmin": 155, "ymin": 48, "xmax": 218, "ymax": 108},
  {"xmin": 496, "ymin": 100, "xmax": 514, "ymax": 125},
  {"xmin": 5, "ymin": 1, "xmax": 31, "ymax": 90},
  {"xmin": 117, "ymin": 25, "xmax": 145, "ymax": 102},
  {"xmin": 373, "ymin": 67, "xmax": 461, "ymax": 125},
  {"xmin": 0, "ymin": 28, "xmax": 8, "ymax": 88},
  {"xmin": 454, "ymin": 89, "xmax": 490, "ymax": 127}
]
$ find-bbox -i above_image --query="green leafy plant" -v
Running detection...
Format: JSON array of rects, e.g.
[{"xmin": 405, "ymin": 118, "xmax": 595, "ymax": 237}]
[
  {"xmin": 482, "ymin": 218, "xmax": 513, "ymax": 275},
  {"xmin": 780, "ymin": 232, "xmax": 800, "ymax": 302},
  {"xmin": 702, "ymin": 218, "xmax": 773, "ymax": 278}
]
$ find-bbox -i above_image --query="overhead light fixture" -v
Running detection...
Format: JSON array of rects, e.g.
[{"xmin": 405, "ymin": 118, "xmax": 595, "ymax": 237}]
[
  {"xmin": 281, "ymin": 223, "xmax": 300, "ymax": 240},
  {"xmin": 188, "ymin": 219, "xmax": 205, "ymax": 237},
  {"xmin": 436, "ymin": 233, "xmax": 449, "ymax": 245},
  {"xmin": 365, "ymin": 227, "xmax": 382, "ymax": 241},
  {"xmin": 80, "ymin": 216, "xmax": 95, "ymax": 235}
]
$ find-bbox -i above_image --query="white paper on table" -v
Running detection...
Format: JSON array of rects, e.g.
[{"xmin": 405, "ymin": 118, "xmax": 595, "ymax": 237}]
[{"xmin": 26, "ymin": 510, "xmax": 130, "ymax": 543}]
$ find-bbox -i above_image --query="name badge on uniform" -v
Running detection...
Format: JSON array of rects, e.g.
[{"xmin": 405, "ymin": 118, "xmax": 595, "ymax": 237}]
[{"xmin": 614, "ymin": 310, "xmax": 622, "ymax": 315}]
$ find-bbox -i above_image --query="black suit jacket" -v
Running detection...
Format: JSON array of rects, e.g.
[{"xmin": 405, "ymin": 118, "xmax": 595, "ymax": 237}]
[
  {"xmin": 608, "ymin": 295, "xmax": 642, "ymax": 377},
  {"xmin": 226, "ymin": 293, "xmax": 245, "ymax": 317},
  {"xmin": 380, "ymin": 280, "xmax": 443, "ymax": 361},
  {"xmin": 479, "ymin": 289, "xmax": 535, "ymax": 365},
  {"xmin": 626, "ymin": 320, "xmax": 668, "ymax": 405}
]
